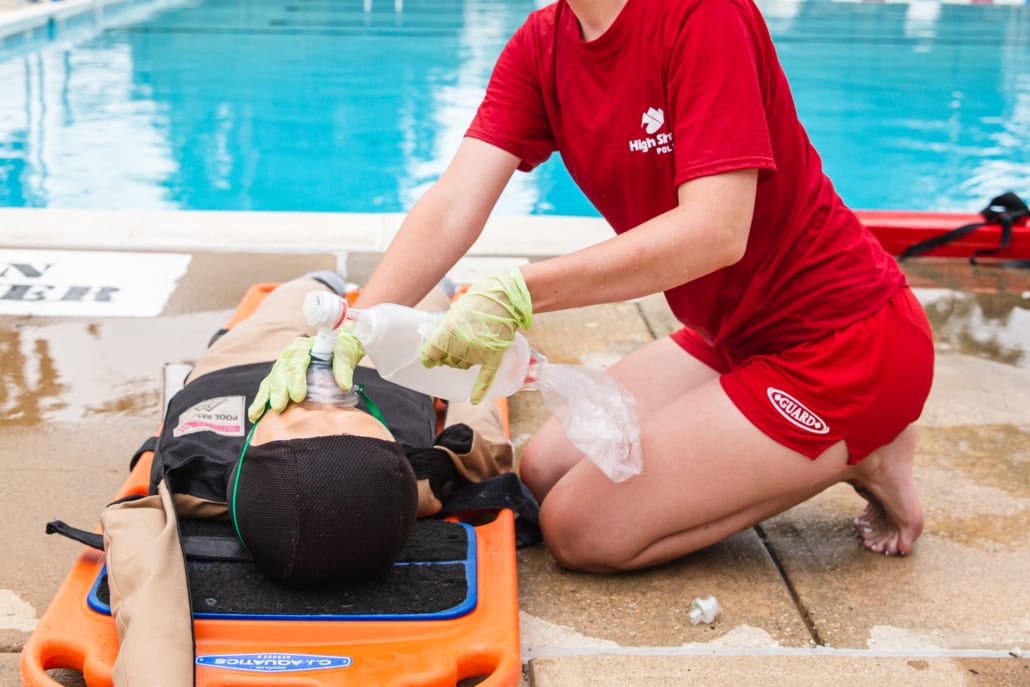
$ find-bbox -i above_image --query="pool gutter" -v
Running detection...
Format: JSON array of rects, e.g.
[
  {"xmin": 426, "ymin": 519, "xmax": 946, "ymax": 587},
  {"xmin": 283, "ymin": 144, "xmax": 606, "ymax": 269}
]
[{"xmin": 0, "ymin": 0, "xmax": 177, "ymax": 44}]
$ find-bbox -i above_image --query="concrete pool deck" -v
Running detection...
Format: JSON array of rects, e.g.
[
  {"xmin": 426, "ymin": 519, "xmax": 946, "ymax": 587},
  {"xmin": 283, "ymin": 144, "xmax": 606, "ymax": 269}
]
[{"xmin": 1, "ymin": 208, "xmax": 1029, "ymax": 686}]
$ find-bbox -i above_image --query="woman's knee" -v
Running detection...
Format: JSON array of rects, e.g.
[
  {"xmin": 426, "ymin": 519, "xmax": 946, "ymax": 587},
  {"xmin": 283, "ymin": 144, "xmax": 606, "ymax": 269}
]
[
  {"xmin": 538, "ymin": 486, "xmax": 640, "ymax": 573},
  {"xmin": 517, "ymin": 442, "xmax": 547, "ymax": 502},
  {"xmin": 539, "ymin": 497, "xmax": 610, "ymax": 573},
  {"xmin": 519, "ymin": 420, "xmax": 576, "ymax": 502}
]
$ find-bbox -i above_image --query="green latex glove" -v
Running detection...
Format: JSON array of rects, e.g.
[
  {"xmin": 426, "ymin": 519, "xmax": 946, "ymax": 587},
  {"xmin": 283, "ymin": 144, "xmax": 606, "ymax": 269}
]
[
  {"xmin": 248, "ymin": 330, "xmax": 366, "ymax": 422},
  {"xmin": 420, "ymin": 266, "xmax": 533, "ymax": 404},
  {"xmin": 248, "ymin": 336, "xmax": 315, "ymax": 422},
  {"xmin": 332, "ymin": 328, "xmax": 365, "ymax": 393}
]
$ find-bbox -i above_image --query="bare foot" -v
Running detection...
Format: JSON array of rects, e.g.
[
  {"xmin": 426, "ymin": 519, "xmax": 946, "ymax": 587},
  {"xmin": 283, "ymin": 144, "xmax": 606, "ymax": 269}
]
[{"xmin": 847, "ymin": 425, "xmax": 924, "ymax": 556}]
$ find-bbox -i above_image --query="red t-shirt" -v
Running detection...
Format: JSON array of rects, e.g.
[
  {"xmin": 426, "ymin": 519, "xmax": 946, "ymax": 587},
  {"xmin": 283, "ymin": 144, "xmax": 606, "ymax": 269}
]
[{"xmin": 467, "ymin": 0, "xmax": 903, "ymax": 363}]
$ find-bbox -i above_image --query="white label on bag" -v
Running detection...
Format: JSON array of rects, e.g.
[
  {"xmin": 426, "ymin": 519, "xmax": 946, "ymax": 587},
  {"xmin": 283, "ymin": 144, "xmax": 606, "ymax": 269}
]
[{"xmin": 173, "ymin": 395, "xmax": 245, "ymax": 438}]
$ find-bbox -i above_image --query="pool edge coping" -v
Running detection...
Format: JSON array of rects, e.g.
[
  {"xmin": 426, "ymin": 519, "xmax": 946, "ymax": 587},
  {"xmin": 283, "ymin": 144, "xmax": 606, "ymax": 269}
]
[
  {"xmin": 0, "ymin": 207, "xmax": 613, "ymax": 256},
  {"xmin": 0, "ymin": 0, "xmax": 175, "ymax": 41}
]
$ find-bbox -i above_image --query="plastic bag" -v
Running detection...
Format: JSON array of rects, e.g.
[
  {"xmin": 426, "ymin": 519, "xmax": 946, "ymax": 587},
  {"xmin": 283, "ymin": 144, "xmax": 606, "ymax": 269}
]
[{"xmin": 533, "ymin": 363, "xmax": 643, "ymax": 483}]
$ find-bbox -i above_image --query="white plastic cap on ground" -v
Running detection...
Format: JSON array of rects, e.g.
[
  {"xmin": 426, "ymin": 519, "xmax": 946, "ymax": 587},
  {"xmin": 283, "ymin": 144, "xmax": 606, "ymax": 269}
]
[{"xmin": 688, "ymin": 595, "xmax": 721, "ymax": 625}]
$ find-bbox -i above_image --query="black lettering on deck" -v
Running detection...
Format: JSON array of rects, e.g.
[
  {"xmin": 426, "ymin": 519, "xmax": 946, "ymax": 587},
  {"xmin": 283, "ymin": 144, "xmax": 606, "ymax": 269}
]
[
  {"xmin": 0, "ymin": 262, "xmax": 54, "ymax": 279},
  {"xmin": 0, "ymin": 283, "xmax": 121, "ymax": 303}
]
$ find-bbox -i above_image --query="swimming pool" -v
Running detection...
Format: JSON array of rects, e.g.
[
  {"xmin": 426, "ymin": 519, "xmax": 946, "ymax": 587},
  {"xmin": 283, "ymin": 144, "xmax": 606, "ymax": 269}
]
[{"xmin": 0, "ymin": 0, "xmax": 1027, "ymax": 215}]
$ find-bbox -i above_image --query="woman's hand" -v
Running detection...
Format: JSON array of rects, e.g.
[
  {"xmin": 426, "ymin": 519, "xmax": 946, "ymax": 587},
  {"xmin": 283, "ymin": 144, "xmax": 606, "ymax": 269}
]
[
  {"xmin": 249, "ymin": 336, "xmax": 315, "ymax": 422},
  {"xmin": 248, "ymin": 330, "xmax": 365, "ymax": 422},
  {"xmin": 420, "ymin": 266, "xmax": 533, "ymax": 403},
  {"xmin": 331, "ymin": 329, "xmax": 365, "ymax": 393}
]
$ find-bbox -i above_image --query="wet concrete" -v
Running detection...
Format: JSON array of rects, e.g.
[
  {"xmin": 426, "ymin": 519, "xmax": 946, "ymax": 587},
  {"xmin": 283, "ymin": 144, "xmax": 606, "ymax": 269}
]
[
  {"xmin": 0, "ymin": 251, "xmax": 337, "ymax": 675},
  {"xmin": 2, "ymin": 249, "xmax": 1029, "ymax": 685}
]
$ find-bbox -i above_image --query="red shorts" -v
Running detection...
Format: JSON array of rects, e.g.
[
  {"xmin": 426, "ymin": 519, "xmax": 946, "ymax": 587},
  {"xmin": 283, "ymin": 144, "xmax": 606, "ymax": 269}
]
[{"xmin": 670, "ymin": 286, "xmax": 934, "ymax": 465}]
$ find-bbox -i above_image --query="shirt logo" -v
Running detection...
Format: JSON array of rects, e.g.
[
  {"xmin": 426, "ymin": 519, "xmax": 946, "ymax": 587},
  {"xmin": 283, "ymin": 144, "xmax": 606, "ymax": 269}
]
[
  {"xmin": 641, "ymin": 107, "xmax": 665, "ymax": 134},
  {"xmin": 628, "ymin": 106, "xmax": 674, "ymax": 155},
  {"xmin": 766, "ymin": 388, "xmax": 829, "ymax": 435}
]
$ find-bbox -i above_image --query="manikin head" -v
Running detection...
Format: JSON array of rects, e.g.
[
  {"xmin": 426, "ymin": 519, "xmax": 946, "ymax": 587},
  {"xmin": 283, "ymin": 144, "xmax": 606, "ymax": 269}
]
[{"xmin": 228, "ymin": 401, "xmax": 417, "ymax": 582}]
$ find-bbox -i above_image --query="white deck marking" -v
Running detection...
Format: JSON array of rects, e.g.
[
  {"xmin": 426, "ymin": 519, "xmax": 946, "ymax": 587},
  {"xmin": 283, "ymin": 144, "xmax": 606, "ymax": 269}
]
[{"xmin": 0, "ymin": 249, "xmax": 191, "ymax": 317}]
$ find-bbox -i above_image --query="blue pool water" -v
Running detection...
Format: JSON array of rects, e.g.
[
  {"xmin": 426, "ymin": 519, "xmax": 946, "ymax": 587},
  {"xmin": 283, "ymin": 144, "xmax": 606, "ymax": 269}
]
[{"xmin": 0, "ymin": 0, "xmax": 1027, "ymax": 214}]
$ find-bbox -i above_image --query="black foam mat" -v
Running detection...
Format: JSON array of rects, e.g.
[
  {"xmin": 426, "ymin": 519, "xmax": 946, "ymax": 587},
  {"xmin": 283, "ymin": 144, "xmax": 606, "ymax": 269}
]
[{"xmin": 91, "ymin": 519, "xmax": 474, "ymax": 618}]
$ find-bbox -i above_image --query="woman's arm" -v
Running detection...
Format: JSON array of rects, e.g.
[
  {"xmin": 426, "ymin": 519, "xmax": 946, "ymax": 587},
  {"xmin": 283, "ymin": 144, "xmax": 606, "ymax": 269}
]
[
  {"xmin": 523, "ymin": 168, "xmax": 758, "ymax": 313},
  {"xmin": 355, "ymin": 138, "xmax": 521, "ymax": 308}
]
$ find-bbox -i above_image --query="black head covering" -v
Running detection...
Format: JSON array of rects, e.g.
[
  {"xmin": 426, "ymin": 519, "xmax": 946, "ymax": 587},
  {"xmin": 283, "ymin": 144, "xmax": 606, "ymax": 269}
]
[{"xmin": 229, "ymin": 434, "xmax": 417, "ymax": 582}]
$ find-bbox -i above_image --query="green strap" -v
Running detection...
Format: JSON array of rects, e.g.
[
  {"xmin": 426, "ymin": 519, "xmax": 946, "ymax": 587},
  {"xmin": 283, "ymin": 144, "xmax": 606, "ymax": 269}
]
[
  {"xmin": 354, "ymin": 384, "xmax": 390, "ymax": 431},
  {"xmin": 229, "ymin": 409, "xmax": 263, "ymax": 549}
]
